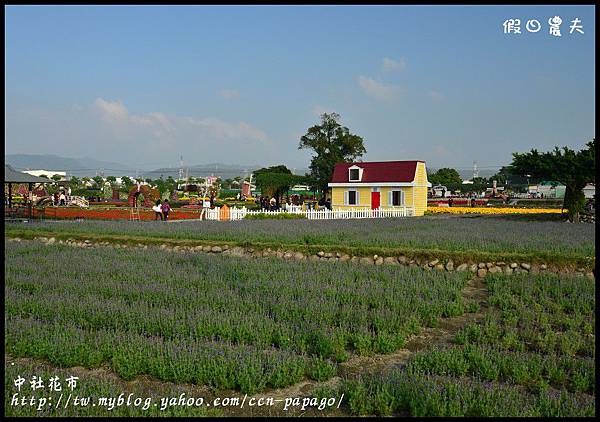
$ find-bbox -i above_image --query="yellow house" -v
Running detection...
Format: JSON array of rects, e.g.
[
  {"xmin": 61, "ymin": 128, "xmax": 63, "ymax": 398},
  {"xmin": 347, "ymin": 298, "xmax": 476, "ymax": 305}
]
[{"xmin": 328, "ymin": 160, "xmax": 431, "ymax": 216}]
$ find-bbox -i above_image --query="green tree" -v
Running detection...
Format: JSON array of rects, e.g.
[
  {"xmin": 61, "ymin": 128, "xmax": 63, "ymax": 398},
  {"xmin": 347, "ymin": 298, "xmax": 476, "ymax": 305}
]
[
  {"xmin": 106, "ymin": 176, "xmax": 117, "ymax": 185},
  {"xmin": 254, "ymin": 165, "xmax": 300, "ymax": 206},
  {"xmin": 92, "ymin": 176, "xmax": 104, "ymax": 188},
  {"xmin": 69, "ymin": 176, "xmax": 80, "ymax": 188},
  {"xmin": 508, "ymin": 139, "xmax": 595, "ymax": 223},
  {"xmin": 298, "ymin": 112, "xmax": 366, "ymax": 195},
  {"xmin": 429, "ymin": 168, "xmax": 462, "ymax": 192},
  {"xmin": 51, "ymin": 174, "xmax": 62, "ymax": 182}
]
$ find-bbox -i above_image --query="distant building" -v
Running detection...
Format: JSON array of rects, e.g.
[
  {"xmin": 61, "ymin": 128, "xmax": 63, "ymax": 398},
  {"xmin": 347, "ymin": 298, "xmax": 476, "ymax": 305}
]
[
  {"xmin": 23, "ymin": 169, "xmax": 66, "ymax": 180},
  {"xmin": 528, "ymin": 181, "xmax": 566, "ymax": 198},
  {"xmin": 431, "ymin": 185, "xmax": 448, "ymax": 197},
  {"xmin": 205, "ymin": 175, "xmax": 219, "ymax": 186},
  {"xmin": 583, "ymin": 183, "xmax": 595, "ymax": 199}
]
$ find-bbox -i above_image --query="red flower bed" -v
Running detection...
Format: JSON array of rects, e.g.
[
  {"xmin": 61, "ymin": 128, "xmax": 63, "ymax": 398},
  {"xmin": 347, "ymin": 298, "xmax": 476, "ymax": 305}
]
[{"xmin": 35, "ymin": 207, "xmax": 203, "ymax": 221}]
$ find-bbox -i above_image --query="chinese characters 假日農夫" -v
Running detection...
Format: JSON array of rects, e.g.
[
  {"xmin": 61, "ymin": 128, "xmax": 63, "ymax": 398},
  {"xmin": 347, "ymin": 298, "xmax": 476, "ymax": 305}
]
[{"xmin": 503, "ymin": 16, "xmax": 584, "ymax": 36}]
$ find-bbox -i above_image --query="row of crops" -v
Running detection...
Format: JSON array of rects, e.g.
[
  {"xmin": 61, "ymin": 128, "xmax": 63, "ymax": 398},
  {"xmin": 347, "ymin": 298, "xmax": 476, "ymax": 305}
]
[
  {"xmin": 5, "ymin": 215, "xmax": 595, "ymax": 258},
  {"xmin": 5, "ymin": 241, "xmax": 472, "ymax": 394},
  {"xmin": 333, "ymin": 272, "xmax": 595, "ymax": 416}
]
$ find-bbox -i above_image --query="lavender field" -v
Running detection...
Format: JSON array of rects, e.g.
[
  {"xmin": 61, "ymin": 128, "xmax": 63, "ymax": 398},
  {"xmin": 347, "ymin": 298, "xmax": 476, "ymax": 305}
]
[
  {"xmin": 337, "ymin": 272, "xmax": 596, "ymax": 417},
  {"xmin": 5, "ymin": 215, "xmax": 595, "ymax": 258},
  {"xmin": 5, "ymin": 240, "xmax": 471, "ymax": 395}
]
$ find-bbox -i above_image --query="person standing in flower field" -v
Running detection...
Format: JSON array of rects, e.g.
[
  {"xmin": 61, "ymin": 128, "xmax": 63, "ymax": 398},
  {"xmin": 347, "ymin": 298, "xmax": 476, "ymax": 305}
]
[
  {"xmin": 161, "ymin": 199, "xmax": 172, "ymax": 221},
  {"xmin": 153, "ymin": 199, "xmax": 163, "ymax": 221}
]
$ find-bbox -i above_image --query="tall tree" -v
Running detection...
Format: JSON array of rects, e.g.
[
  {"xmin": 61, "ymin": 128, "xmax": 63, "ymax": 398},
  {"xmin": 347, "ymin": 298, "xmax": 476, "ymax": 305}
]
[
  {"xmin": 92, "ymin": 176, "xmax": 104, "ymax": 188},
  {"xmin": 508, "ymin": 139, "xmax": 595, "ymax": 223},
  {"xmin": 254, "ymin": 165, "xmax": 300, "ymax": 206},
  {"xmin": 429, "ymin": 168, "xmax": 462, "ymax": 192},
  {"xmin": 298, "ymin": 112, "xmax": 366, "ymax": 195}
]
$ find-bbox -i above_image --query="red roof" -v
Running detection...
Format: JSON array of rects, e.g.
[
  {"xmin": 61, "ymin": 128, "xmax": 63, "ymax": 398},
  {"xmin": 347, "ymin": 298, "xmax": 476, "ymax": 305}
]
[{"xmin": 330, "ymin": 161, "xmax": 422, "ymax": 183}]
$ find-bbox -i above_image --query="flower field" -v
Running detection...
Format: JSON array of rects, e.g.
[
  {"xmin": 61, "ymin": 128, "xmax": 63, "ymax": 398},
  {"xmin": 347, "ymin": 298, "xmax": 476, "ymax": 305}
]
[
  {"xmin": 426, "ymin": 207, "xmax": 565, "ymax": 215},
  {"xmin": 5, "ymin": 240, "xmax": 471, "ymax": 395},
  {"xmin": 5, "ymin": 214, "xmax": 595, "ymax": 261},
  {"xmin": 335, "ymin": 272, "xmax": 595, "ymax": 416}
]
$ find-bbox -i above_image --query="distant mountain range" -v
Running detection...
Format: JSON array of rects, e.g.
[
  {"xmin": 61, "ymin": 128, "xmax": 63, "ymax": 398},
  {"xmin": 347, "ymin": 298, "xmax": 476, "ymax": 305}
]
[
  {"xmin": 5, "ymin": 154, "xmax": 309, "ymax": 180},
  {"xmin": 6, "ymin": 154, "xmax": 136, "ymax": 178}
]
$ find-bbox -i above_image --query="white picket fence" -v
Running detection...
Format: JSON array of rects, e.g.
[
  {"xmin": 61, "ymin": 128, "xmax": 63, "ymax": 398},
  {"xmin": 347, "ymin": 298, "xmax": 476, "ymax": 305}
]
[{"xmin": 225, "ymin": 206, "xmax": 414, "ymax": 221}]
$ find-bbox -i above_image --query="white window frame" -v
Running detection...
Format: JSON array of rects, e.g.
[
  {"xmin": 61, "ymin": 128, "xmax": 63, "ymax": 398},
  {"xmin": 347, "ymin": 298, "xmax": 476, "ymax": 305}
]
[
  {"xmin": 348, "ymin": 165, "xmax": 363, "ymax": 182},
  {"xmin": 344, "ymin": 189, "xmax": 360, "ymax": 205},
  {"xmin": 388, "ymin": 189, "xmax": 405, "ymax": 207}
]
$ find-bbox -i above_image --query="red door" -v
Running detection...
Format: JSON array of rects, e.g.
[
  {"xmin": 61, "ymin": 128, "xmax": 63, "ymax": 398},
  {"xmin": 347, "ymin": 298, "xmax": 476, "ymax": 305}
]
[{"xmin": 371, "ymin": 192, "xmax": 380, "ymax": 209}]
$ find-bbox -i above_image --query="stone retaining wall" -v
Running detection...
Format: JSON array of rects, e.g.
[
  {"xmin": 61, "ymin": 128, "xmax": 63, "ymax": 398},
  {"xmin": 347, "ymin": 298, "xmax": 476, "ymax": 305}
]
[{"xmin": 8, "ymin": 236, "xmax": 595, "ymax": 279}]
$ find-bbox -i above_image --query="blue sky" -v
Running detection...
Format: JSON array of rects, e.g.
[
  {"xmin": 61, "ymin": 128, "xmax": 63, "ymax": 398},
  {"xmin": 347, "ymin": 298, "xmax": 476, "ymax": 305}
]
[{"xmin": 5, "ymin": 5, "xmax": 595, "ymax": 172}]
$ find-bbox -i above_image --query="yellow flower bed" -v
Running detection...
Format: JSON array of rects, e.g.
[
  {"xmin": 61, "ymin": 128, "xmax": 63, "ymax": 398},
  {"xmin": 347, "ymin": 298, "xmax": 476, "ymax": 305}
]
[{"xmin": 427, "ymin": 206, "xmax": 565, "ymax": 215}]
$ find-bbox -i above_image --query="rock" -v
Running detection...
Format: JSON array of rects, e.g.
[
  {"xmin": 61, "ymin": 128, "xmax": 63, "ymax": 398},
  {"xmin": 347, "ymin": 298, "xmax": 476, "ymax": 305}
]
[
  {"xmin": 294, "ymin": 252, "xmax": 305, "ymax": 261},
  {"xmin": 222, "ymin": 245, "xmax": 230, "ymax": 251},
  {"xmin": 445, "ymin": 261, "xmax": 454, "ymax": 271},
  {"xmin": 422, "ymin": 264, "xmax": 432, "ymax": 271},
  {"xmin": 336, "ymin": 252, "xmax": 342, "ymax": 258},
  {"xmin": 247, "ymin": 248, "xmax": 254, "ymax": 253},
  {"xmin": 398, "ymin": 256, "xmax": 408, "ymax": 265},
  {"xmin": 470, "ymin": 264, "xmax": 478, "ymax": 273},
  {"xmin": 340, "ymin": 254, "xmax": 350, "ymax": 262},
  {"xmin": 350, "ymin": 256, "xmax": 359, "ymax": 263},
  {"xmin": 283, "ymin": 252, "xmax": 293, "ymax": 259},
  {"xmin": 309, "ymin": 255, "xmax": 319, "ymax": 261},
  {"xmin": 384, "ymin": 257, "xmax": 398, "ymax": 265},
  {"xmin": 230, "ymin": 247, "xmax": 245, "ymax": 256},
  {"xmin": 324, "ymin": 252, "xmax": 333, "ymax": 258},
  {"xmin": 478, "ymin": 263, "xmax": 486, "ymax": 269},
  {"xmin": 409, "ymin": 263, "xmax": 418, "ymax": 268},
  {"xmin": 510, "ymin": 263, "xmax": 518, "ymax": 269},
  {"xmin": 496, "ymin": 262, "xmax": 506, "ymax": 266},
  {"xmin": 317, "ymin": 251, "xmax": 325, "ymax": 257},
  {"xmin": 47, "ymin": 237, "xmax": 56, "ymax": 244},
  {"xmin": 173, "ymin": 246, "xmax": 180, "ymax": 251},
  {"xmin": 586, "ymin": 272, "xmax": 594, "ymax": 279},
  {"xmin": 456, "ymin": 263, "xmax": 469, "ymax": 272},
  {"xmin": 521, "ymin": 263, "xmax": 531, "ymax": 270},
  {"xmin": 504, "ymin": 266, "xmax": 513, "ymax": 275},
  {"xmin": 540, "ymin": 264, "xmax": 548, "ymax": 270},
  {"xmin": 375, "ymin": 257, "xmax": 384, "ymax": 265},
  {"xmin": 477, "ymin": 268, "xmax": 487, "ymax": 277},
  {"xmin": 211, "ymin": 246, "xmax": 222, "ymax": 253},
  {"xmin": 360, "ymin": 257, "xmax": 373, "ymax": 265},
  {"xmin": 486, "ymin": 262, "xmax": 494, "ymax": 269},
  {"xmin": 488, "ymin": 266, "xmax": 502, "ymax": 274},
  {"xmin": 276, "ymin": 250, "xmax": 284, "ymax": 258},
  {"xmin": 434, "ymin": 264, "xmax": 444, "ymax": 271},
  {"xmin": 429, "ymin": 259, "xmax": 439, "ymax": 267}
]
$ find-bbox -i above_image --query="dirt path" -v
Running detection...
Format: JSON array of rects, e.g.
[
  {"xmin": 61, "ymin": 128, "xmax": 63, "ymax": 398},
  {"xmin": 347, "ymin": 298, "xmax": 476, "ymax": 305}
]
[{"xmin": 5, "ymin": 276, "xmax": 489, "ymax": 417}]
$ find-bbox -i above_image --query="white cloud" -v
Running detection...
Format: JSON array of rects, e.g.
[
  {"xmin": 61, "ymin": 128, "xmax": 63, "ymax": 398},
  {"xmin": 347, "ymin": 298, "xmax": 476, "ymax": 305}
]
[
  {"xmin": 428, "ymin": 90, "xmax": 446, "ymax": 102},
  {"xmin": 218, "ymin": 89, "xmax": 240, "ymax": 100},
  {"xmin": 358, "ymin": 76, "xmax": 400, "ymax": 101},
  {"xmin": 382, "ymin": 57, "xmax": 406, "ymax": 72},
  {"xmin": 7, "ymin": 97, "xmax": 276, "ymax": 166},
  {"xmin": 94, "ymin": 98, "xmax": 129, "ymax": 121}
]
